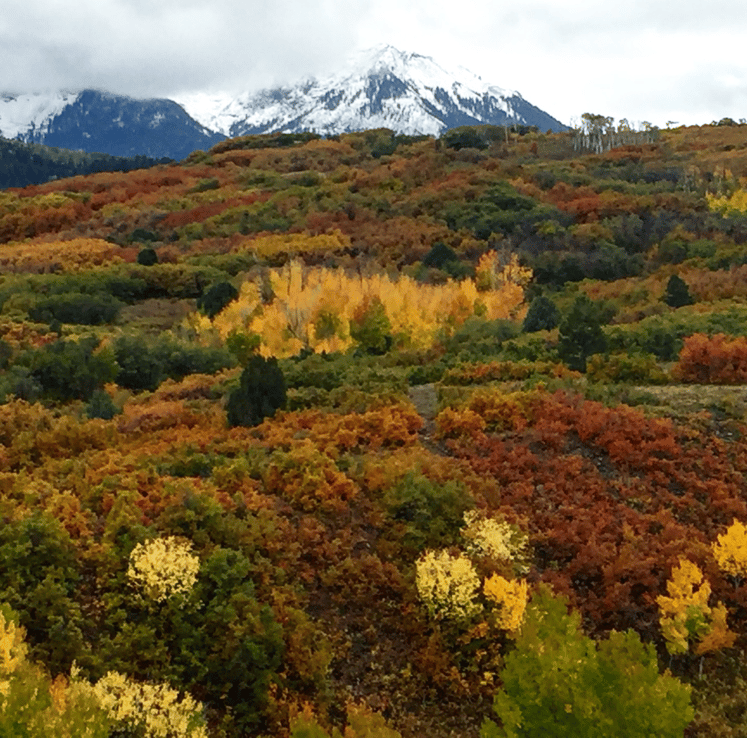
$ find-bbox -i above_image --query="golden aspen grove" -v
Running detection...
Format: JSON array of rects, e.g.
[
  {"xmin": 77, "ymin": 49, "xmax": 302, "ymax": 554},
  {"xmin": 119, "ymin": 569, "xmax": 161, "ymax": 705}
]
[{"xmin": 5, "ymin": 122, "xmax": 747, "ymax": 736}]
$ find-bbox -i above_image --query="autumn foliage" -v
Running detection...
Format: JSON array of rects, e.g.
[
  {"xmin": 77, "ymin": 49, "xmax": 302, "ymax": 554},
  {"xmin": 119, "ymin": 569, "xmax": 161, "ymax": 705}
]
[
  {"xmin": 673, "ymin": 332, "xmax": 747, "ymax": 383},
  {"xmin": 6, "ymin": 123, "xmax": 747, "ymax": 737}
]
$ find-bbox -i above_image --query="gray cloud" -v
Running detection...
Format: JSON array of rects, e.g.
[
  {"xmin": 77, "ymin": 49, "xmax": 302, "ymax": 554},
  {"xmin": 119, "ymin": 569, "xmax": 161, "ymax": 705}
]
[
  {"xmin": 1, "ymin": 0, "xmax": 369, "ymax": 96},
  {"xmin": 1, "ymin": 0, "xmax": 746, "ymax": 127}
]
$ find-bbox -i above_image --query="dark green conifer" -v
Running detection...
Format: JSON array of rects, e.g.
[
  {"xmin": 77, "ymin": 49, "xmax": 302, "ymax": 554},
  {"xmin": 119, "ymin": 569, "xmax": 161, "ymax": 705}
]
[
  {"xmin": 663, "ymin": 274, "xmax": 694, "ymax": 308},
  {"xmin": 522, "ymin": 295, "xmax": 560, "ymax": 333},
  {"xmin": 198, "ymin": 281, "xmax": 239, "ymax": 319},
  {"xmin": 136, "ymin": 247, "xmax": 158, "ymax": 266},
  {"xmin": 557, "ymin": 294, "xmax": 608, "ymax": 372},
  {"xmin": 226, "ymin": 355, "xmax": 286, "ymax": 427}
]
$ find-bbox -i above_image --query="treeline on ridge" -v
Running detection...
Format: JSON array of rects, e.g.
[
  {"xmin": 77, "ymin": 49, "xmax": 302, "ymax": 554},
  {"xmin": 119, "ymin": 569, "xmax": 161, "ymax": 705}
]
[{"xmin": 0, "ymin": 136, "xmax": 173, "ymax": 189}]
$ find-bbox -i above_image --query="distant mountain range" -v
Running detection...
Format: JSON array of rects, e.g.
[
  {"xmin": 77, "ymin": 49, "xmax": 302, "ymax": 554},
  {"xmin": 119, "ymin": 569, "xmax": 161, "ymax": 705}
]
[{"xmin": 0, "ymin": 46, "xmax": 567, "ymax": 161}]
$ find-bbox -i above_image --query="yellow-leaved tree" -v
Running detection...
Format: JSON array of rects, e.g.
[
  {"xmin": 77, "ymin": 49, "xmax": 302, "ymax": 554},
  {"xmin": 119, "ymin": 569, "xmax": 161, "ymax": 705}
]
[
  {"xmin": 127, "ymin": 537, "xmax": 200, "ymax": 603},
  {"xmin": 415, "ymin": 549, "xmax": 482, "ymax": 621},
  {"xmin": 93, "ymin": 671, "xmax": 207, "ymax": 738},
  {"xmin": 461, "ymin": 510, "xmax": 530, "ymax": 573},
  {"xmin": 483, "ymin": 574, "xmax": 529, "ymax": 634},
  {"xmin": 0, "ymin": 608, "xmax": 113, "ymax": 737},
  {"xmin": 656, "ymin": 558, "xmax": 736, "ymax": 655},
  {"xmin": 712, "ymin": 518, "xmax": 747, "ymax": 585}
]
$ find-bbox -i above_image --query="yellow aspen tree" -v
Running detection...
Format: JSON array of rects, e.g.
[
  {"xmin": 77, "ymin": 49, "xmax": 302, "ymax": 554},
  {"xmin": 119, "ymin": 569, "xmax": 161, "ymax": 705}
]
[
  {"xmin": 657, "ymin": 559, "xmax": 711, "ymax": 654},
  {"xmin": 483, "ymin": 574, "xmax": 529, "ymax": 633},
  {"xmin": 415, "ymin": 549, "xmax": 482, "ymax": 620},
  {"xmin": 712, "ymin": 519, "xmax": 747, "ymax": 583},
  {"xmin": 127, "ymin": 537, "xmax": 200, "ymax": 602},
  {"xmin": 461, "ymin": 511, "xmax": 529, "ymax": 573},
  {"xmin": 656, "ymin": 558, "xmax": 735, "ymax": 655},
  {"xmin": 93, "ymin": 672, "xmax": 207, "ymax": 738}
]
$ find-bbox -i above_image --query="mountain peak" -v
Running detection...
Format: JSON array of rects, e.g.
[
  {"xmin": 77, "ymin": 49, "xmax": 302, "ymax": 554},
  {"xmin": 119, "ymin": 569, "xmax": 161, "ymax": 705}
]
[
  {"xmin": 350, "ymin": 44, "xmax": 428, "ymax": 73},
  {"xmin": 176, "ymin": 46, "xmax": 565, "ymax": 138}
]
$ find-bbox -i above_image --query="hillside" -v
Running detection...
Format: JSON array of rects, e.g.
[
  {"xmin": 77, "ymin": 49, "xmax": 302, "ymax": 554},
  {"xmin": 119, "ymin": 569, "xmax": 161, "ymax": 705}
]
[
  {"xmin": 2, "ymin": 121, "xmax": 747, "ymax": 736},
  {"xmin": 0, "ymin": 136, "xmax": 172, "ymax": 189}
]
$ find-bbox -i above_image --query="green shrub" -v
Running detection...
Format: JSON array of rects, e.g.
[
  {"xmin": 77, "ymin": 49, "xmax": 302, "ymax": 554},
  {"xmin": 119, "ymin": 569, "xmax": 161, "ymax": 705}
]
[
  {"xmin": 281, "ymin": 352, "xmax": 345, "ymax": 391},
  {"xmin": 663, "ymin": 274, "xmax": 694, "ymax": 308},
  {"xmin": 607, "ymin": 318, "xmax": 682, "ymax": 362},
  {"xmin": 130, "ymin": 228, "xmax": 159, "ymax": 243},
  {"xmin": 557, "ymin": 295, "xmax": 609, "ymax": 372},
  {"xmin": 482, "ymin": 586, "xmax": 694, "ymax": 738},
  {"xmin": 443, "ymin": 182, "xmax": 548, "ymax": 238},
  {"xmin": 112, "ymin": 334, "xmax": 235, "ymax": 392},
  {"xmin": 0, "ymin": 338, "xmax": 13, "ymax": 369},
  {"xmin": 421, "ymin": 241, "xmax": 469, "ymax": 279},
  {"xmin": 28, "ymin": 292, "xmax": 123, "ymax": 325},
  {"xmin": 443, "ymin": 317, "xmax": 521, "ymax": 360},
  {"xmin": 350, "ymin": 296, "xmax": 393, "ymax": 355},
  {"xmin": 384, "ymin": 472, "xmax": 473, "ymax": 554},
  {"xmin": 112, "ymin": 335, "xmax": 165, "ymax": 391},
  {"xmin": 0, "ymin": 366, "xmax": 42, "ymax": 403},
  {"xmin": 28, "ymin": 337, "xmax": 118, "ymax": 401},
  {"xmin": 136, "ymin": 247, "xmax": 159, "ymax": 266},
  {"xmin": 191, "ymin": 177, "xmax": 220, "ymax": 192},
  {"xmin": 407, "ymin": 361, "xmax": 447, "ymax": 385},
  {"xmin": 0, "ymin": 514, "xmax": 87, "ymax": 673},
  {"xmin": 172, "ymin": 547, "xmax": 285, "ymax": 733},
  {"xmin": 586, "ymin": 352, "xmax": 669, "ymax": 384},
  {"xmin": 85, "ymin": 389, "xmax": 122, "ymax": 419}
]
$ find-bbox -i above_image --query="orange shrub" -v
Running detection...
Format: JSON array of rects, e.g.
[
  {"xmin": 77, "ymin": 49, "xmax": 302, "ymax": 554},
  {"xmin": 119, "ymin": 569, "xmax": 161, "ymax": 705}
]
[
  {"xmin": 434, "ymin": 407, "xmax": 486, "ymax": 440},
  {"xmin": 263, "ymin": 440, "xmax": 357, "ymax": 513},
  {"xmin": 673, "ymin": 333, "xmax": 747, "ymax": 384}
]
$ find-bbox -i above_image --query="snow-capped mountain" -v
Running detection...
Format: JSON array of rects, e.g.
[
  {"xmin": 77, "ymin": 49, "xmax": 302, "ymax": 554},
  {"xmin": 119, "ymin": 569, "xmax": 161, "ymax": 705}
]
[
  {"xmin": 0, "ymin": 90, "xmax": 223, "ymax": 160},
  {"xmin": 176, "ymin": 46, "xmax": 566, "ymax": 137},
  {"xmin": 0, "ymin": 47, "xmax": 566, "ymax": 161}
]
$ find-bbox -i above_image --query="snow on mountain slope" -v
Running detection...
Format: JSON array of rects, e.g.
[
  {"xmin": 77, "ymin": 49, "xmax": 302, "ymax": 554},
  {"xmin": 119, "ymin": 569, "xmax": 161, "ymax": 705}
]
[
  {"xmin": 176, "ymin": 45, "xmax": 566, "ymax": 138},
  {"xmin": 0, "ymin": 91, "xmax": 80, "ymax": 139}
]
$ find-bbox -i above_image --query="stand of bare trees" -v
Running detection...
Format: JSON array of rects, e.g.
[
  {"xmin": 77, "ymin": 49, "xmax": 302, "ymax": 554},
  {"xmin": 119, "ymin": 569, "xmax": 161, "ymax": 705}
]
[{"xmin": 572, "ymin": 113, "xmax": 659, "ymax": 153}]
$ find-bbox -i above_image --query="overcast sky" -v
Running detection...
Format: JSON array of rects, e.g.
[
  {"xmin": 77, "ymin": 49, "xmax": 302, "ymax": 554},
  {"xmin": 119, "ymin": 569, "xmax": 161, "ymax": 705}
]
[{"xmin": 2, "ymin": 0, "xmax": 746, "ymax": 128}]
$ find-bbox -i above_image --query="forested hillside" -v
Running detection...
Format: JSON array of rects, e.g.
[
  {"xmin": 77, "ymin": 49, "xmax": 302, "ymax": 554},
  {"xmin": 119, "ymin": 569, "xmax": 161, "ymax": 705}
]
[
  {"xmin": 3, "ymin": 120, "xmax": 747, "ymax": 736},
  {"xmin": 0, "ymin": 136, "xmax": 172, "ymax": 189}
]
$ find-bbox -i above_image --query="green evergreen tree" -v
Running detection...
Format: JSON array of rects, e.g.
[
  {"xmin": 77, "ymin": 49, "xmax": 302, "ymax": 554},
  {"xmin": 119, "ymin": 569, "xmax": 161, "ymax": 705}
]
[
  {"xmin": 198, "ymin": 281, "xmax": 239, "ymax": 319},
  {"xmin": 663, "ymin": 274, "xmax": 694, "ymax": 308},
  {"xmin": 482, "ymin": 586, "xmax": 694, "ymax": 738},
  {"xmin": 85, "ymin": 389, "xmax": 121, "ymax": 420},
  {"xmin": 522, "ymin": 295, "xmax": 560, "ymax": 333},
  {"xmin": 557, "ymin": 295, "xmax": 608, "ymax": 372},
  {"xmin": 136, "ymin": 247, "xmax": 159, "ymax": 266},
  {"xmin": 226, "ymin": 355, "xmax": 286, "ymax": 427}
]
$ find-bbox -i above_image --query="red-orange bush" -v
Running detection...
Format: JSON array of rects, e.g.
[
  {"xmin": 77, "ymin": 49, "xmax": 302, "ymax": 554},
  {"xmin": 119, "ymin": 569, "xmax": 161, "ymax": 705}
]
[{"xmin": 673, "ymin": 333, "xmax": 747, "ymax": 384}]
